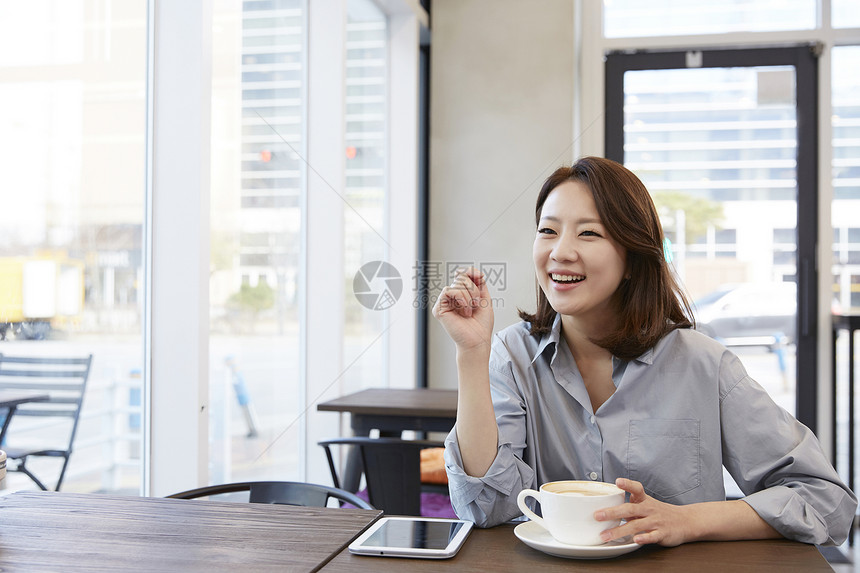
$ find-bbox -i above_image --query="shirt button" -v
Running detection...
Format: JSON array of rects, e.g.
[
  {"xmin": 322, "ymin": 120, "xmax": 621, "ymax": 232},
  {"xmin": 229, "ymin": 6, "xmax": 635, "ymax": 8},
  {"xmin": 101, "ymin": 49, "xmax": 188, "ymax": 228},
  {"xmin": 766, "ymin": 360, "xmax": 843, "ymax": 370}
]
[
  {"xmin": 590, "ymin": 415, "xmax": 596, "ymax": 424},
  {"xmin": 589, "ymin": 472, "xmax": 599, "ymax": 480}
]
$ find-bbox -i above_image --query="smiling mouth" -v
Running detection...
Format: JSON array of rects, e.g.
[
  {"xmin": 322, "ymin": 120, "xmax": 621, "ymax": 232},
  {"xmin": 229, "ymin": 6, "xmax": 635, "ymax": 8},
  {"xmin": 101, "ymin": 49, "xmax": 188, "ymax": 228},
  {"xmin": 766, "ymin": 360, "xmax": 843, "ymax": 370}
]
[{"xmin": 550, "ymin": 273, "xmax": 585, "ymax": 284}]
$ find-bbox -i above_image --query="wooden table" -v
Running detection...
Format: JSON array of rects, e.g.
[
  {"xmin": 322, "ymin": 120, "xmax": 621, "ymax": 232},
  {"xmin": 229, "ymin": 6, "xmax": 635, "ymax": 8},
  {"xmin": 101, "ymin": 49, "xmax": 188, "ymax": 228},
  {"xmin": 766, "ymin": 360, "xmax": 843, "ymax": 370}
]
[
  {"xmin": 0, "ymin": 491, "xmax": 382, "ymax": 572},
  {"xmin": 317, "ymin": 388, "xmax": 457, "ymax": 435},
  {"xmin": 322, "ymin": 522, "xmax": 833, "ymax": 572},
  {"xmin": 317, "ymin": 388, "xmax": 457, "ymax": 491},
  {"xmin": 0, "ymin": 390, "xmax": 49, "ymax": 444}
]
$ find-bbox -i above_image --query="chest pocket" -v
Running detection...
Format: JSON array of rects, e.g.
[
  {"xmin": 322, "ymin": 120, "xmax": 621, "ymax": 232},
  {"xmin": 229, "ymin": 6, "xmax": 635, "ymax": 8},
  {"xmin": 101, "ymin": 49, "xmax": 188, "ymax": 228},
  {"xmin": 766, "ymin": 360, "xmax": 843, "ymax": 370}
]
[{"xmin": 627, "ymin": 419, "xmax": 700, "ymax": 501}]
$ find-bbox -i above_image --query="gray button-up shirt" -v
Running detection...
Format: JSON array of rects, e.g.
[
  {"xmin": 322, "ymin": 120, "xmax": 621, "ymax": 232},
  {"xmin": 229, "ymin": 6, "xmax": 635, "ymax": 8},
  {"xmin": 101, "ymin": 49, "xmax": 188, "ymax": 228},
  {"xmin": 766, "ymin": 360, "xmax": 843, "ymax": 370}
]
[{"xmin": 444, "ymin": 315, "xmax": 857, "ymax": 545}]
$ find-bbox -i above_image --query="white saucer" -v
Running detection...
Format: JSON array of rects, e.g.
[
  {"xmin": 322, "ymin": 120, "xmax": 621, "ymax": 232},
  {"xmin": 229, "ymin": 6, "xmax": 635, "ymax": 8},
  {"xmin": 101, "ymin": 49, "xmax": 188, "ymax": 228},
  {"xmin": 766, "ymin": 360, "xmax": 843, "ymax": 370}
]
[{"xmin": 513, "ymin": 521, "xmax": 642, "ymax": 560}]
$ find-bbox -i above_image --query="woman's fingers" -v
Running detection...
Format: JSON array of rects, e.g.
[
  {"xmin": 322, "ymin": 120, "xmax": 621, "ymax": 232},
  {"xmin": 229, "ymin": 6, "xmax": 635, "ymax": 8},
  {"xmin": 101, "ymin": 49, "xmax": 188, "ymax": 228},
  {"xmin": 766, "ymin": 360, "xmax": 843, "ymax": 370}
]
[
  {"xmin": 631, "ymin": 530, "xmax": 662, "ymax": 545},
  {"xmin": 594, "ymin": 479, "xmax": 653, "ymax": 543},
  {"xmin": 436, "ymin": 284, "xmax": 473, "ymax": 317},
  {"xmin": 595, "ymin": 500, "xmax": 648, "ymax": 524},
  {"xmin": 432, "ymin": 271, "xmax": 482, "ymax": 319},
  {"xmin": 446, "ymin": 268, "xmax": 485, "ymax": 314},
  {"xmin": 593, "ymin": 480, "xmax": 691, "ymax": 547},
  {"xmin": 614, "ymin": 477, "xmax": 649, "ymax": 504},
  {"xmin": 431, "ymin": 266, "xmax": 495, "ymax": 350},
  {"xmin": 597, "ymin": 504, "xmax": 659, "ymax": 545},
  {"xmin": 432, "ymin": 285, "xmax": 467, "ymax": 317},
  {"xmin": 451, "ymin": 268, "xmax": 483, "ymax": 298},
  {"xmin": 594, "ymin": 478, "xmax": 648, "ymax": 521}
]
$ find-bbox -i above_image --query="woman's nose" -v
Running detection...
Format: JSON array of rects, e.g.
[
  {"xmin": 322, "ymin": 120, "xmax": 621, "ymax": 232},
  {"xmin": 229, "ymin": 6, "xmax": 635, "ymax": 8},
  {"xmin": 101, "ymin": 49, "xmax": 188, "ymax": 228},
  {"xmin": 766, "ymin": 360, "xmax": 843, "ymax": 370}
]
[{"xmin": 551, "ymin": 236, "xmax": 579, "ymax": 262}]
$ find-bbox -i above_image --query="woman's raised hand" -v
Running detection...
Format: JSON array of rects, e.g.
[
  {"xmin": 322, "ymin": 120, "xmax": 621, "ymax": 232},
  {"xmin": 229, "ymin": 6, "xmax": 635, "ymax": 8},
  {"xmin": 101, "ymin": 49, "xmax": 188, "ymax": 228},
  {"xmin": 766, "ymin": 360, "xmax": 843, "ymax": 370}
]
[{"xmin": 432, "ymin": 267, "xmax": 494, "ymax": 353}]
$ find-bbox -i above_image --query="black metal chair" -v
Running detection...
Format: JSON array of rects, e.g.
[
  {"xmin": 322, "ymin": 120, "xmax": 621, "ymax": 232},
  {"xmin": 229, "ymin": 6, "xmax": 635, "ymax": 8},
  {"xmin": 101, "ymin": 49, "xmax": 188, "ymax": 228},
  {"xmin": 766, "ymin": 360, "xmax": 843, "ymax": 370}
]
[
  {"xmin": 167, "ymin": 480, "xmax": 375, "ymax": 509},
  {"xmin": 319, "ymin": 436, "xmax": 449, "ymax": 516},
  {"xmin": 0, "ymin": 354, "xmax": 92, "ymax": 491}
]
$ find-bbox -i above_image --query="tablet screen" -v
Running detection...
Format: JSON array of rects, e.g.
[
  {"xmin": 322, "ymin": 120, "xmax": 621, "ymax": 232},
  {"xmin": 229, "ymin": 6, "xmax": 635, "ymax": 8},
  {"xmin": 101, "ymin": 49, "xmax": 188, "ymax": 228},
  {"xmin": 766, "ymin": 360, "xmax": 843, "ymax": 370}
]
[{"xmin": 361, "ymin": 519, "xmax": 467, "ymax": 550}]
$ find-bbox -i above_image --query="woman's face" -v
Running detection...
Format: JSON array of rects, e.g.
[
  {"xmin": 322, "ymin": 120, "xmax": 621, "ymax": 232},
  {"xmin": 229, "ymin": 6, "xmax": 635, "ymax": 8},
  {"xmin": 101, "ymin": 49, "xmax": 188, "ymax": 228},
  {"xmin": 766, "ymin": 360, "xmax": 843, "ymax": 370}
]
[{"xmin": 533, "ymin": 180, "xmax": 628, "ymax": 326}]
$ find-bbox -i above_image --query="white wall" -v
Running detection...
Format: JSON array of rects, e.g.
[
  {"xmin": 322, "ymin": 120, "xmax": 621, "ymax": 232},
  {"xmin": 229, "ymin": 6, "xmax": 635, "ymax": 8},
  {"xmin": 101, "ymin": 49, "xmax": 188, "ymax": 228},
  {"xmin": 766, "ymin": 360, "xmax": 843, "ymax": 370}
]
[{"xmin": 427, "ymin": 0, "xmax": 574, "ymax": 389}]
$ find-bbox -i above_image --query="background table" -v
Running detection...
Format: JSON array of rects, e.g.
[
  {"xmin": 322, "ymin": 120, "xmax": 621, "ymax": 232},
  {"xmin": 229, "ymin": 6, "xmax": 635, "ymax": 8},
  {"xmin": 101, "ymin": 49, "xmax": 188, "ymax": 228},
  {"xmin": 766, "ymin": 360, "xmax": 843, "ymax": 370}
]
[
  {"xmin": 0, "ymin": 390, "xmax": 49, "ymax": 444},
  {"xmin": 317, "ymin": 388, "xmax": 457, "ymax": 435},
  {"xmin": 317, "ymin": 388, "xmax": 457, "ymax": 491},
  {"xmin": 0, "ymin": 491, "xmax": 382, "ymax": 572},
  {"xmin": 832, "ymin": 313, "xmax": 860, "ymax": 503},
  {"xmin": 322, "ymin": 522, "xmax": 832, "ymax": 572}
]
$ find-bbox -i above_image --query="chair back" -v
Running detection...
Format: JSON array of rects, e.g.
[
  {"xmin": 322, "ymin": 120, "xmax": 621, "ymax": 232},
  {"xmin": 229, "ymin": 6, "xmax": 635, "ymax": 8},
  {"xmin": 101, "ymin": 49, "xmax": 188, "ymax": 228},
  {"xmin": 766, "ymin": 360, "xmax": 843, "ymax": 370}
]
[
  {"xmin": 167, "ymin": 480, "xmax": 375, "ymax": 510},
  {"xmin": 0, "ymin": 353, "xmax": 93, "ymax": 490},
  {"xmin": 319, "ymin": 437, "xmax": 445, "ymax": 516}
]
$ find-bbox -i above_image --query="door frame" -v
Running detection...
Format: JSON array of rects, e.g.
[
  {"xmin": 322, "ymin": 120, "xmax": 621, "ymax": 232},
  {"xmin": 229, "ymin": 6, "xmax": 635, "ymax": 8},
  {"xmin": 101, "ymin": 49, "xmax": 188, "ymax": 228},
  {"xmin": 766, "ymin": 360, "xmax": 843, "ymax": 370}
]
[{"xmin": 604, "ymin": 46, "xmax": 819, "ymax": 430}]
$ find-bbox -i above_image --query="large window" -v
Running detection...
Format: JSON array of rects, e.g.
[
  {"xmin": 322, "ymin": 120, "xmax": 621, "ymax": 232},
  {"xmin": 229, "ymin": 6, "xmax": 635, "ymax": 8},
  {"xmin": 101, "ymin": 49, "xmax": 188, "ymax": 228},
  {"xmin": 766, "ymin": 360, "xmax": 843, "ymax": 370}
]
[
  {"xmin": 603, "ymin": 0, "xmax": 816, "ymax": 37},
  {"xmin": 1, "ymin": 0, "xmax": 424, "ymax": 495},
  {"xmin": 832, "ymin": 46, "xmax": 860, "ymax": 312},
  {"xmin": 207, "ymin": 0, "xmax": 306, "ymax": 485},
  {"xmin": 834, "ymin": 0, "xmax": 860, "ymax": 28},
  {"xmin": 607, "ymin": 53, "xmax": 811, "ymax": 420},
  {"xmin": 831, "ymin": 45, "xmax": 860, "ymax": 500},
  {"xmin": 0, "ymin": 3, "xmax": 147, "ymax": 493},
  {"xmin": 596, "ymin": 0, "xmax": 860, "ymax": 507},
  {"xmin": 343, "ymin": 0, "xmax": 389, "ymax": 396},
  {"xmin": 200, "ymin": 0, "xmax": 416, "ymax": 489}
]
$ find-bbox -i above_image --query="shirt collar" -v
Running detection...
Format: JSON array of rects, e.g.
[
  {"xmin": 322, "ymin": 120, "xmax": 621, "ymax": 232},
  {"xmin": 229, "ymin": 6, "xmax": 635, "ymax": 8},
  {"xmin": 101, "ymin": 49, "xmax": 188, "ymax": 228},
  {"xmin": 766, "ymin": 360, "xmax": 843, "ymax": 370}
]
[
  {"xmin": 632, "ymin": 346, "xmax": 654, "ymax": 365},
  {"xmin": 530, "ymin": 312, "xmax": 657, "ymax": 365},
  {"xmin": 531, "ymin": 313, "xmax": 563, "ymax": 364}
]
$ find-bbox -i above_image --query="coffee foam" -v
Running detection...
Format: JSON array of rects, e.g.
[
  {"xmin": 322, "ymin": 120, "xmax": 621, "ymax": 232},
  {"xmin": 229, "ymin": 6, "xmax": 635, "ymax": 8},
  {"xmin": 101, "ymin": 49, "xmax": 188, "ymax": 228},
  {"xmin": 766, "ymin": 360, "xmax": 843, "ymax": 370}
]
[{"xmin": 544, "ymin": 481, "xmax": 621, "ymax": 496}]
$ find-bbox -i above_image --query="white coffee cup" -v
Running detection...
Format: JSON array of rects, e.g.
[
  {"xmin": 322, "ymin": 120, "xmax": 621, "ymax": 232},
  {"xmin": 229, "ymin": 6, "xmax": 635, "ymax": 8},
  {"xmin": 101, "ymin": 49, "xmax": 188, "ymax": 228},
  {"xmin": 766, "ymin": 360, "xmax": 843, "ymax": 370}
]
[{"xmin": 516, "ymin": 480, "xmax": 625, "ymax": 546}]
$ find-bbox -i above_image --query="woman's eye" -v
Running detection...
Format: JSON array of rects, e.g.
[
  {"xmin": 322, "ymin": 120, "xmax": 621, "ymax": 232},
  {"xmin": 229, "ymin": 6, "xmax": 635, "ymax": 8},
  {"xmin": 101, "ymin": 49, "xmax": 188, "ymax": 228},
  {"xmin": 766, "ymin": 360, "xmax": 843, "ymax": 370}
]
[
  {"xmin": 580, "ymin": 229, "xmax": 601, "ymax": 237},
  {"xmin": 537, "ymin": 227, "xmax": 556, "ymax": 235}
]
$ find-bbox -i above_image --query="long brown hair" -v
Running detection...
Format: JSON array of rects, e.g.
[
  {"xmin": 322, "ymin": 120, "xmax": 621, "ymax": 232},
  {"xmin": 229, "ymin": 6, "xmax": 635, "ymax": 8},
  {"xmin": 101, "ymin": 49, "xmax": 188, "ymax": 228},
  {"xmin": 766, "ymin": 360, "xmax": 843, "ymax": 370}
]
[{"xmin": 518, "ymin": 156, "xmax": 694, "ymax": 360}]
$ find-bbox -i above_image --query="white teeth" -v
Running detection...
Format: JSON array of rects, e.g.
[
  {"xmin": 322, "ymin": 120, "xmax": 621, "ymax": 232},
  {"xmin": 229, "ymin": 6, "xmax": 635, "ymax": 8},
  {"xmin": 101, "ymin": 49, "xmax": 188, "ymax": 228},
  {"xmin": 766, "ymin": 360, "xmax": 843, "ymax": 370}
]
[{"xmin": 550, "ymin": 273, "xmax": 584, "ymax": 283}]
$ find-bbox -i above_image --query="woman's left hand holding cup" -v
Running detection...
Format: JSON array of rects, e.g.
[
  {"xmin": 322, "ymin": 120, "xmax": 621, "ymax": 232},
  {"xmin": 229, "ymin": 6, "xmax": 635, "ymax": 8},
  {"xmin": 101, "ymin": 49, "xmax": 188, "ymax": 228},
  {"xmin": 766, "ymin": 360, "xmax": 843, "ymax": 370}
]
[{"xmin": 594, "ymin": 478, "xmax": 698, "ymax": 547}]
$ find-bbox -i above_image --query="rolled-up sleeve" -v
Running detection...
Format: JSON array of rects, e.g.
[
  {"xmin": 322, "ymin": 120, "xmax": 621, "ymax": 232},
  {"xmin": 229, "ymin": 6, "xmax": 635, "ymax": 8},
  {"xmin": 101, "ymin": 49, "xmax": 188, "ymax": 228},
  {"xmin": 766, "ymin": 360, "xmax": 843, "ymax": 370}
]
[
  {"xmin": 443, "ymin": 339, "xmax": 536, "ymax": 527},
  {"xmin": 720, "ymin": 352, "xmax": 858, "ymax": 545}
]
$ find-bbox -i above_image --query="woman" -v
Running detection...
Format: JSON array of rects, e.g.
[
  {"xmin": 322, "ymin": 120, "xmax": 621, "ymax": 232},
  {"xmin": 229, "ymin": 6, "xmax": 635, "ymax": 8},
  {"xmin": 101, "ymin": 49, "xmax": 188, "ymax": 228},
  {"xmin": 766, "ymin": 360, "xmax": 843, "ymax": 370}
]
[{"xmin": 433, "ymin": 156, "xmax": 855, "ymax": 546}]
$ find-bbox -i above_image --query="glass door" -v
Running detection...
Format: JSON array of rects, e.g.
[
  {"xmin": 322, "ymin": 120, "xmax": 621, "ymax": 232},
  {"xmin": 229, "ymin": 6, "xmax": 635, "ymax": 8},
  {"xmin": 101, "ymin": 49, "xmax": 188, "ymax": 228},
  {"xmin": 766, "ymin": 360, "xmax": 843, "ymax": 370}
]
[{"xmin": 605, "ymin": 47, "xmax": 819, "ymax": 428}]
